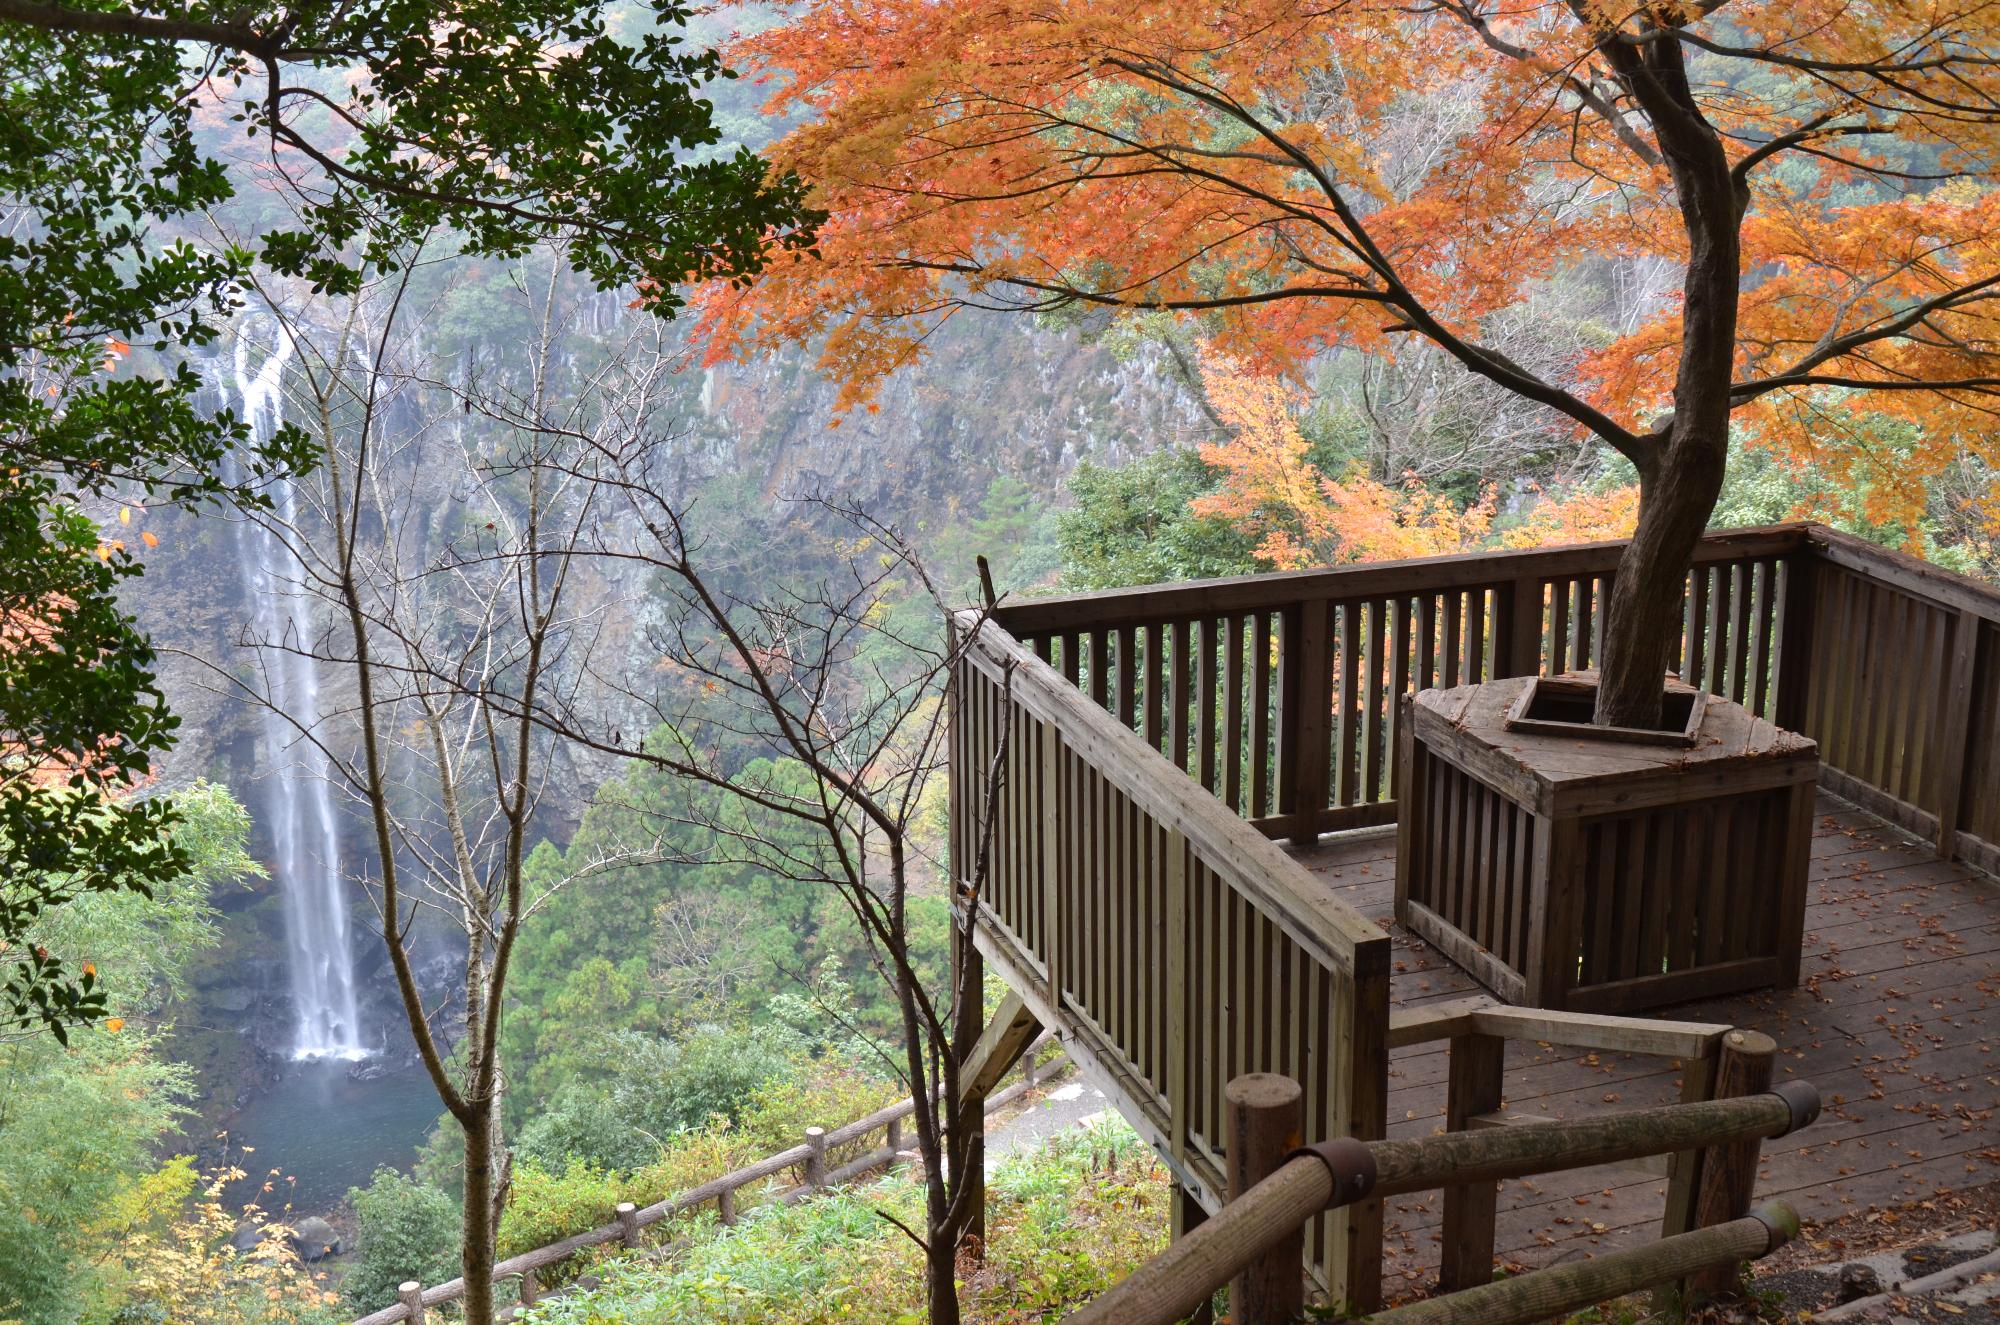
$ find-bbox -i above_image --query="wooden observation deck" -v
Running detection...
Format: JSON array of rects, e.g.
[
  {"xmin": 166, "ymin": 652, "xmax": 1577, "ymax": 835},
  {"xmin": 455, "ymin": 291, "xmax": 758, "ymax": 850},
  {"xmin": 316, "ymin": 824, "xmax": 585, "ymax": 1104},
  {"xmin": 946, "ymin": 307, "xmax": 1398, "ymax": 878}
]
[{"xmin": 949, "ymin": 523, "xmax": 2000, "ymax": 1311}]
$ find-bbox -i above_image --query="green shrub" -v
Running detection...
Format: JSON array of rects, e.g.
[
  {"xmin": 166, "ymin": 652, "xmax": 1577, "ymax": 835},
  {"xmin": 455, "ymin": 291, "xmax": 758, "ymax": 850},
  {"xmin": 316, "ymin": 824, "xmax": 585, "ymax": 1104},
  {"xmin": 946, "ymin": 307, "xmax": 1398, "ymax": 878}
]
[
  {"xmin": 516, "ymin": 1115, "xmax": 1170, "ymax": 1325},
  {"xmin": 498, "ymin": 1158, "xmax": 628, "ymax": 1283},
  {"xmin": 516, "ymin": 1179, "xmax": 922, "ymax": 1324},
  {"xmin": 344, "ymin": 1168, "xmax": 460, "ymax": 1314},
  {"xmin": 516, "ymin": 1083, "xmax": 660, "ymax": 1174},
  {"xmin": 727, "ymin": 1061, "xmax": 903, "ymax": 1160},
  {"xmin": 600, "ymin": 1026, "xmax": 794, "ymax": 1137}
]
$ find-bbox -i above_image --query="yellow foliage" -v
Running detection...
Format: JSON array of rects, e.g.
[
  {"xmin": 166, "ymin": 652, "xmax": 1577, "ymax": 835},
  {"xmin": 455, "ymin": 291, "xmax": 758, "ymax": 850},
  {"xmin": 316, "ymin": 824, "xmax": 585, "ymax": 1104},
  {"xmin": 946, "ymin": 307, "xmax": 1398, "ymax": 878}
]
[
  {"xmin": 98, "ymin": 1161, "xmax": 339, "ymax": 1324},
  {"xmin": 1191, "ymin": 356, "xmax": 1495, "ymax": 568},
  {"xmin": 1497, "ymin": 485, "xmax": 1641, "ymax": 550}
]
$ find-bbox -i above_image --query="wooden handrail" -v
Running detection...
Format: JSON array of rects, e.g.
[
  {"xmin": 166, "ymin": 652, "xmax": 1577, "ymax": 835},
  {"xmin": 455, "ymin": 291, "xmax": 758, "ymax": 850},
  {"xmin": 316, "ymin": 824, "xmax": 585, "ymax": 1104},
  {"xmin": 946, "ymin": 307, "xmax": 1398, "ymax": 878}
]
[
  {"xmin": 990, "ymin": 524, "xmax": 1812, "ymax": 635},
  {"xmin": 987, "ymin": 524, "xmax": 1815, "ymax": 845},
  {"xmin": 1387, "ymin": 996, "xmax": 1731, "ymax": 1059},
  {"xmin": 1366, "ymin": 1090, "xmax": 1817, "ymax": 1197},
  {"xmin": 1062, "ymin": 1085, "xmax": 1818, "ymax": 1325},
  {"xmin": 981, "ymin": 518, "xmax": 2000, "ymax": 875},
  {"xmin": 1363, "ymin": 1204, "xmax": 1800, "ymax": 1325},
  {"xmin": 952, "ymin": 606, "xmax": 1393, "ymax": 1303},
  {"xmin": 348, "ymin": 1038, "xmax": 1070, "ymax": 1325},
  {"xmin": 1787, "ymin": 525, "xmax": 2000, "ymax": 869},
  {"xmin": 958, "ymin": 613, "xmax": 1386, "ymax": 969},
  {"xmin": 1805, "ymin": 524, "xmax": 2000, "ymax": 624}
]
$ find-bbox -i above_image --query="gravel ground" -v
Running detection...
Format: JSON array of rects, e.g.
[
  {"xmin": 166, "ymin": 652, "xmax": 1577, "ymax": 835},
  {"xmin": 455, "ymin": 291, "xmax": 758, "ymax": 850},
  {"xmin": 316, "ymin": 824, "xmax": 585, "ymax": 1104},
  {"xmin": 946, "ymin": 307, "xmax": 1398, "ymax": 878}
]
[{"xmin": 983, "ymin": 1070, "xmax": 1115, "ymax": 1172}]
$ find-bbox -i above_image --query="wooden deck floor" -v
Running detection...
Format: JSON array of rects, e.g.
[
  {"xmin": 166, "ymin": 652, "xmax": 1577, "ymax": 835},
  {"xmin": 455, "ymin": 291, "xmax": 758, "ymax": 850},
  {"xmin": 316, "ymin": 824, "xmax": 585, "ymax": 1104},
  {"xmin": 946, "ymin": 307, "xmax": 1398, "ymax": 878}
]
[{"xmin": 1289, "ymin": 791, "xmax": 2000, "ymax": 1291}]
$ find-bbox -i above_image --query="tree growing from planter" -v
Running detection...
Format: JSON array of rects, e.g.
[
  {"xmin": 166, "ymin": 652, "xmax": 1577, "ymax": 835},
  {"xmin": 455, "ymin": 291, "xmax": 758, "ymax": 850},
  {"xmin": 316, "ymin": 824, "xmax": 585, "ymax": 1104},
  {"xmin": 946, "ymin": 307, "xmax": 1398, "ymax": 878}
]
[{"xmin": 701, "ymin": 0, "xmax": 2000, "ymax": 725}]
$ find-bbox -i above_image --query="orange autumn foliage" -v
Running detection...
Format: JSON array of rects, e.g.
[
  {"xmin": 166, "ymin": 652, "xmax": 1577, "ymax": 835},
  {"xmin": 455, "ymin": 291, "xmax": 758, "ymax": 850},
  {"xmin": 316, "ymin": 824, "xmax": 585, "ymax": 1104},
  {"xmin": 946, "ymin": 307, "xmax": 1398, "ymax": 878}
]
[
  {"xmin": 1195, "ymin": 357, "xmax": 1638, "ymax": 566},
  {"xmin": 702, "ymin": 0, "xmax": 2000, "ymax": 537},
  {"xmin": 1497, "ymin": 485, "xmax": 1642, "ymax": 551},
  {"xmin": 1192, "ymin": 358, "xmax": 1495, "ymax": 568}
]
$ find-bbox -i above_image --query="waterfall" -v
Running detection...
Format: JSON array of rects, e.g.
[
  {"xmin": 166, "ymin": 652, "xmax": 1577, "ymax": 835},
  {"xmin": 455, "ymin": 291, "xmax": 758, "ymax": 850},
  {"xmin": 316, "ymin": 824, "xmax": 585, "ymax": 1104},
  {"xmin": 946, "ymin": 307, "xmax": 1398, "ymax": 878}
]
[{"xmin": 213, "ymin": 317, "xmax": 368, "ymax": 1062}]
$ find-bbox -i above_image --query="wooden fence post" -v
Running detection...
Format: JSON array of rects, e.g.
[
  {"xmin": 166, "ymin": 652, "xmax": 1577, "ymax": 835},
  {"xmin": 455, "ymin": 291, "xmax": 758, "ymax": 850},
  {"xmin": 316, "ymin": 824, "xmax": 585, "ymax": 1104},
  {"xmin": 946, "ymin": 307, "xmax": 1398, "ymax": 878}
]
[
  {"xmin": 1660, "ymin": 1042, "xmax": 1722, "ymax": 1239},
  {"xmin": 717, "ymin": 1187, "xmax": 737, "ymax": 1226},
  {"xmin": 805, "ymin": 1126, "xmax": 828, "ymax": 1189},
  {"xmin": 1931, "ymin": 608, "xmax": 1979, "ymax": 860},
  {"xmin": 616, "ymin": 1201, "xmax": 641, "ymax": 1250},
  {"xmin": 1687, "ymin": 1031, "xmax": 1777, "ymax": 1300},
  {"xmin": 1439, "ymin": 1033, "xmax": 1506, "ymax": 1291},
  {"xmin": 397, "ymin": 1282, "xmax": 425, "ymax": 1325},
  {"xmin": 1227, "ymin": 1074, "xmax": 1306, "ymax": 1325},
  {"xmin": 519, "ymin": 1269, "xmax": 539, "ymax": 1307},
  {"xmin": 887, "ymin": 1114, "xmax": 903, "ymax": 1152}
]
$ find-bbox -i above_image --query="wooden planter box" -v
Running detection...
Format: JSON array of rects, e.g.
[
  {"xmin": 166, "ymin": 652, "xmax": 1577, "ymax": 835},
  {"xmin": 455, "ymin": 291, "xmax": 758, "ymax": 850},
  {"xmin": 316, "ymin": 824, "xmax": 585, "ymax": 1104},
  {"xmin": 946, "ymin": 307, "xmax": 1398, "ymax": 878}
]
[{"xmin": 1394, "ymin": 674, "xmax": 1818, "ymax": 1013}]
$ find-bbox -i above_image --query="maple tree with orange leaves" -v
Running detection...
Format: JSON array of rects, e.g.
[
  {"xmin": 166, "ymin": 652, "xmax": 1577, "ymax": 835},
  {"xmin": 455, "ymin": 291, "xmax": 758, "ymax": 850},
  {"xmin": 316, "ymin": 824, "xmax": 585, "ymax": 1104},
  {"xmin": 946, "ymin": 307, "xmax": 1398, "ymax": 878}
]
[{"xmin": 703, "ymin": 0, "xmax": 2000, "ymax": 725}]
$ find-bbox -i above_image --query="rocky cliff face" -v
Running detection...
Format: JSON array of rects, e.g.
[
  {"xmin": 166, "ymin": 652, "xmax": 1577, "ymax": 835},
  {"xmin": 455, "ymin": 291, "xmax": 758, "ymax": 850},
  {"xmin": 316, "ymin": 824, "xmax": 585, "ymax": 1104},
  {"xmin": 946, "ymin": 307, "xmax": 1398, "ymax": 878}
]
[
  {"xmin": 133, "ymin": 308, "xmax": 1199, "ymax": 808},
  {"xmin": 693, "ymin": 315, "xmax": 1200, "ymax": 511}
]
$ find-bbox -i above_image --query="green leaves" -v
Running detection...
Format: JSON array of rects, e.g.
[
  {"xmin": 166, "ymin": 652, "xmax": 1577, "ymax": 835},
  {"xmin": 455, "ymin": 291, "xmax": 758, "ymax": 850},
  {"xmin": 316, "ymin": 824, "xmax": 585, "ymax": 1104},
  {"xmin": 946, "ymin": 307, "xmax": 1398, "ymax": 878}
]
[
  {"xmin": 1, "ymin": 481, "xmax": 191, "ymax": 1042},
  {"xmin": 234, "ymin": 0, "xmax": 821, "ymax": 306}
]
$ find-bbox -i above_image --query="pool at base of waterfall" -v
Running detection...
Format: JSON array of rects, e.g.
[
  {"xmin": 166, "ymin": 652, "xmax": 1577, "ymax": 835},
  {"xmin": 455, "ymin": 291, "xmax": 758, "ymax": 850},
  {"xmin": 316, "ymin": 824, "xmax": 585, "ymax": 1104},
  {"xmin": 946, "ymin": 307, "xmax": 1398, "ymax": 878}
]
[{"xmin": 219, "ymin": 1055, "xmax": 444, "ymax": 1217}]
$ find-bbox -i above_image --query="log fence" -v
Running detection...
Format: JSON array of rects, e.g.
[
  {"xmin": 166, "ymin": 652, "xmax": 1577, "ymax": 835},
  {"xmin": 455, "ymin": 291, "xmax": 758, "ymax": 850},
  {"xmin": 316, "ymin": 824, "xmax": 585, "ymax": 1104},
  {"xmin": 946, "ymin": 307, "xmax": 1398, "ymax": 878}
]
[
  {"xmin": 1061, "ymin": 1009, "xmax": 1819, "ymax": 1325},
  {"xmin": 348, "ymin": 1037, "xmax": 1071, "ymax": 1325},
  {"xmin": 1385, "ymin": 997, "xmax": 1793, "ymax": 1297}
]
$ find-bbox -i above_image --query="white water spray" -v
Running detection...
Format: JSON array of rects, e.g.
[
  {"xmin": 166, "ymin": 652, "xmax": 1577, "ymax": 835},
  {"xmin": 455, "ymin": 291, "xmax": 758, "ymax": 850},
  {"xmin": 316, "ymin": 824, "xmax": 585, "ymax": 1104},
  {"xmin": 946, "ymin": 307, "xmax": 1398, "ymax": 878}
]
[{"xmin": 214, "ymin": 318, "xmax": 367, "ymax": 1062}]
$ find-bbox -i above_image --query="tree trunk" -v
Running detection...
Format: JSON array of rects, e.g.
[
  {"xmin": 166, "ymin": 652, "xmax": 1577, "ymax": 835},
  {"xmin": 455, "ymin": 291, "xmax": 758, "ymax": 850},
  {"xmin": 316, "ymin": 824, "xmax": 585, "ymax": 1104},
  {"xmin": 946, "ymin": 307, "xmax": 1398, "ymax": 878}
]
[
  {"xmin": 1584, "ymin": 17, "xmax": 1743, "ymax": 730},
  {"xmin": 928, "ymin": 1234, "xmax": 963, "ymax": 1325},
  {"xmin": 460, "ymin": 1101, "xmax": 497, "ymax": 1325},
  {"xmin": 1595, "ymin": 432, "xmax": 1728, "ymax": 728}
]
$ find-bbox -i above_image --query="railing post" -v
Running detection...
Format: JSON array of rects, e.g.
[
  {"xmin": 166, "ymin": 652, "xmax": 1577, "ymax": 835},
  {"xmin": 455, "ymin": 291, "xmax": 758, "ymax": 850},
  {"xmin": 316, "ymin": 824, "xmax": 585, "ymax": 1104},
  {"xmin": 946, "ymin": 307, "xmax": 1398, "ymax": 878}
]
[
  {"xmin": 887, "ymin": 1114, "xmax": 903, "ymax": 1152},
  {"xmin": 1439, "ymin": 1033, "xmax": 1505, "ymax": 1291},
  {"xmin": 1687, "ymin": 1030, "xmax": 1777, "ymax": 1300},
  {"xmin": 1931, "ymin": 608, "xmax": 1979, "ymax": 860},
  {"xmin": 1040, "ymin": 715, "xmax": 1062, "ymax": 1009},
  {"xmin": 519, "ymin": 1269, "xmax": 540, "ymax": 1307},
  {"xmin": 1501, "ymin": 576, "xmax": 1544, "ymax": 680},
  {"xmin": 1773, "ymin": 551, "xmax": 1818, "ymax": 731},
  {"xmin": 1227, "ymin": 1073, "xmax": 1307, "ymax": 1325},
  {"xmin": 397, "ymin": 1282, "xmax": 425, "ymax": 1325},
  {"xmin": 1659, "ymin": 1041, "xmax": 1722, "ymax": 1240},
  {"xmin": 616, "ymin": 1201, "xmax": 641, "ymax": 1250},
  {"xmin": 805, "ymin": 1126, "xmax": 828, "ymax": 1189},
  {"xmin": 1170, "ymin": 1183, "xmax": 1216, "ymax": 1325},
  {"xmin": 1282, "ymin": 603, "xmax": 1332, "ymax": 844},
  {"xmin": 717, "ymin": 1186, "xmax": 737, "ymax": 1226}
]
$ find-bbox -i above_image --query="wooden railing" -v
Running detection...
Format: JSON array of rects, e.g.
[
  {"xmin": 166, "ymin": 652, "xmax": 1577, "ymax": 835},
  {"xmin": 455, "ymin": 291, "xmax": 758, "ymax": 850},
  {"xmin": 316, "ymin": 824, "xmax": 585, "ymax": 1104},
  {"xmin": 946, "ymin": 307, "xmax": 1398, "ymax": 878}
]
[
  {"xmin": 991, "ymin": 526, "xmax": 1801, "ymax": 845},
  {"xmin": 350, "ymin": 1040, "xmax": 1070, "ymax": 1325},
  {"xmin": 1384, "ymin": 997, "xmax": 1782, "ymax": 1292},
  {"xmin": 954, "ymin": 521, "xmax": 1998, "ymax": 1315},
  {"xmin": 1062, "ymin": 1007, "xmax": 1821, "ymax": 1325},
  {"xmin": 989, "ymin": 522, "xmax": 2000, "ymax": 871},
  {"xmin": 950, "ymin": 613, "xmax": 1393, "ymax": 1308},
  {"xmin": 1791, "ymin": 528, "xmax": 2000, "ymax": 873}
]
